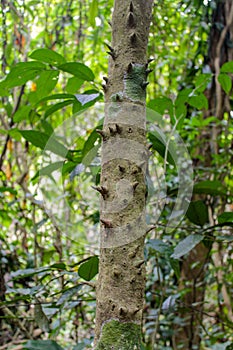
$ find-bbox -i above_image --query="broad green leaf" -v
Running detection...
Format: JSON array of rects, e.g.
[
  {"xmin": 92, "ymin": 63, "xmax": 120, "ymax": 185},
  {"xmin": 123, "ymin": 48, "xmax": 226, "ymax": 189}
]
[
  {"xmin": 32, "ymin": 161, "xmax": 64, "ymax": 181},
  {"xmin": 57, "ymin": 285, "xmax": 83, "ymax": 306},
  {"xmin": 29, "ymin": 48, "xmax": 66, "ymax": 65},
  {"xmin": 171, "ymin": 234, "xmax": 204, "ymax": 259},
  {"xmin": 44, "ymin": 99, "xmax": 74, "ymax": 118},
  {"xmin": 148, "ymin": 131, "xmax": 175, "ymax": 165},
  {"xmin": 186, "ymin": 200, "xmax": 209, "ymax": 226},
  {"xmin": 58, "ymin": 62, "xmax": 95, "ymax": 81},
  {"xmin": 62, "ymin": 161, "xmax": 79, "ymax": 176},
  {"xmin": 218, "ymin": 212, "xmax": 233, "ymax": 224},
  {"xmin": 78, "ymin": 256, "xmax": 99, "ymax": 281},
  {"xmin": 82, "ymin": 128, "xmax": 100, "ymax": 157},
  {"xmin": 20, "ymin": 130, "xmax": 68, "ymax": 158},
  {"xmin": 169, "ymin": 258, "xmax": 180, "ymax": 279},
  {"xmin": 147, "ymin": 239, "xmax": 172, "ymax": 254},
  {"xmin": 194, "ymin": 73, "xmax": 212, "ymax": 92},
  {"xmin": 148, "ymin": 97, "xmax": 173, "ymax": 118},
  {"xmin": 188, "ymin": 93, "xmax": 208, "ymax": 110},
  {"xmin": 41, "ymin": 120, "xmax": 54, "ymax": 136},
  {"xmin": 23, "ymin": 340, "xmax": 64, "ymax": 350},
  {"xmin": 66, "ymin": 77, "xmax": 84, "ymax": 93},
  {"xmin": 0, "ymin": 62, "xmax": 45, "ymax": 88},
  {"xmin": 20, "ymin": 130, "xmax": 50, "ymax": 149},
  {"xmin": 13, "ymin": 105, "xmax": 31, "ymax": 122},
  {"xmin": 11, "ymin": 267, "xmax": 50, "ymax": 279},
  {"xmin": 220, "ymin": 61, "xmax": 233, "ymax": 73},
  {"xmin": 36, "ymin": 93, "xmax": 76, "ymax": 105},
  {"xmin": 34, "ymin": 301, "xmax": 50, "ymax": 332},
  {"xmin": 175, "ymin": 88, "xmax": 193, "ymax": 105},
  {"xmin": 218, "ymin": 73, "xmax": 232, "ymax": 94},
  {"xmin": 30, "ymin": 70, "xmax": 59, "ymax": 102},
  {"xmin": 193, "ymin": 180, "xmax": 227, "ymax": 196}
]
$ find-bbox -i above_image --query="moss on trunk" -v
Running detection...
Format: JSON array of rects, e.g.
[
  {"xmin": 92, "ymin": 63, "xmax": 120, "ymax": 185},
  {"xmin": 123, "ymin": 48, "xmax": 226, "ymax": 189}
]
[{"xmin": 95, "ymin": 320, "xmax": 141, "ymax": 350}]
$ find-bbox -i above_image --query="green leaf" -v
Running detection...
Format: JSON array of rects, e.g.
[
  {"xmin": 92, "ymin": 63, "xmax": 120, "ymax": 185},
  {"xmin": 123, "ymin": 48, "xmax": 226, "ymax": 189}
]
[
  {"xmin": 186, "ymin": 200, "xmax": 209, "ymax": 226},
  {"xmin": 218, "ymin": 73, "xmax": 232, "ymax": 94},
  {"xmin": 29, "ymin": 48, "xmax": 66, "ymax": 65},
  {"xmin": 34, "ymin": 301, "xmax": 50, "ymax": 332},
  {"xmin": 218, "ymin": 212, "xmax": 233, "ymax": 224},
  {"xmin": 20, "ymin": 130, "xmax": 68, "ymax": 158},
  {"xmin": 13, "ymin": 105, "xmax": 31, "ymax": 122},
  {"xmin": 66, "ymin": 77, "xmax": 84, "ymax": 93},
  {"xmin": 32, "ymin": 161, "xmax": 64, "ymax": 181},
  {"xmin": 147, "ymin": 239, "xmax": 172, "ymax": 254},
  {"xmin": 0, "ymin": 62, "xmax": 45, "ymax": 88},
  {"xmin": 193, "ymin": 180, "xmax": 227, "ymax": 196},
  {"xmin": 220, "ymin": 61, "xmax": 233, "ymax": 73},
  {"xmin": 148, "ymin": 97, "xmax": 173, "ymax": 117},
  {"xmin": 56, "ymin": 285, "xmax": 83, "ymax": 306},
  {"xmin": 171, "ymin": 234, "xmax": 204, "ymax": 259},
  {"xmin": 148, "ymin": 131, "xmax": 175, "ymax": 166},
  {"xmin": 36, "ymin": 93, "xmax": 76, "ymax": 105},
  {"xmin": 188, "ymin": 93, "xmax": 208, "ymax": 110},
  {"xmin": 89, "ymin": 0, "xmax": 98, "ymax": 27},
  {"xmin": 31, "ymin": 70, "xmax": 59, "ymax": 102},
  {"xmin": 78, "ymin": 256, "xmax": 99, "ymax": 281},
  {"xmin": 20, "ymin": 130, "xmax": 49, "ymax": 149},
  {"xmin": 194, "ymin": 73, "xmax": 212, "ymax": 92},
  {"xmin": 169, "ymin": 258, "xmax": 180, "ymax": 279},
  {"xmin": 44, "ymin": 100, "xmax": 74, "ymax": 118},
  {"xmin": 58, "ymin": 62, "xmax": 95, "ymax": 81},
  {"xmin": 23, "ymin": 340, "xmax": 64, "ymax": 350}
]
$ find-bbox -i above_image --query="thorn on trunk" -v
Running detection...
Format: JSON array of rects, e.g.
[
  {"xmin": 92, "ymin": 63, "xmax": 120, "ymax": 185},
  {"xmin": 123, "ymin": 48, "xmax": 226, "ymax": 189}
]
[
  {"xmin": 103, "ymin": 76, "xmax": 108, "ymax": 83},
  {"xmin": 96, "ymin": 129, "xmax": 108, "ymax": 141},
  {"xmin": 146, "ymin": 68, "xmax": 153, "ymax": 76},
  {"xmin": 127, "ymin": 12, "xmax": 136, "ymax": 28},
  {"xmin": 115, "ymin": 124, "xmax": 122, "ymax": 134},
  {"xmin": 129, "ymin": 1, "xmax": 134, "ymax": 12},
  {"xmin": 141, "ymin": 81, "xmax": 149, "ymax": 89},
  {"xmin": 107, "ymin": 51, "xmax": 116, "ymax": 60},
  {"xmin": 119, "ymin": 306, "xmax": 127, "ymax": 316},
  {"xmin": 107, "ymin": 20, "xmax": 112, "ymax": 27},
  {"xmin": 105, "ymin": 42, "xmax": 114, "ymax": 52},
  {"xmin": 92, "ymin": 186, "xmax": 109, "ymax": 199},
  {"xmin": 147, "ymin": 143, "xmax": 153, "ymax": 150},
  {"xmin": 132, "ymin": 182, "xmax": 139, "ymax": 191},
  {"xmin": 109, "ymin": 126, "xmax": 116, "ymax": 135},
  {"xmin": 100, "ymin": 218, "xmax": 113, "ymax": 228},
  {"xmin": 115, "ymin": 94, "xmax": 122, "ymax": 102},
  {"xmin": 147, "ymin": 58, "xmax": 154, "ymax": 64},
  {"xmin": 127, "ymin": 62, "xmax": 134, "ymax": 73},
  {"xmin": 118, "ymin": 165, "xmax": 125, "ymax": 173},
  {"xmin": 102, "ymin": 84, "xmax": 107, "ymax": 92},
  {"xmin": 129, "ymin": 32, "xmax": 137, "ymax": 45}
]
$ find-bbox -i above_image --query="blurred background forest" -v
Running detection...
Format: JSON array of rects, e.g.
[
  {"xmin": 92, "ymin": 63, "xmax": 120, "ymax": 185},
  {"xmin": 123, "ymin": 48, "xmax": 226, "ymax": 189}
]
[{"xmin": 0, "ymin": 0, "xmax": 233, "ymax": 349}]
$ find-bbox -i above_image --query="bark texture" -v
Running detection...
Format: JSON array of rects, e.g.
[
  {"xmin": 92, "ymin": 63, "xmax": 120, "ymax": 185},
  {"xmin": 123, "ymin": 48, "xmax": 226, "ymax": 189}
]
[
  {"xmin": 94, "ymin": 1, "xmax": 153, "ymax": 349},
  {"xmin": 173, "ymin": 1, "xmax": 233, "ymax": 348}
]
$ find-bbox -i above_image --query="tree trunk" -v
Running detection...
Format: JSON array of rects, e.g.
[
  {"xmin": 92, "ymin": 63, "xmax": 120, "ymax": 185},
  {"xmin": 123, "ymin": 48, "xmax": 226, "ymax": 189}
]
[
  {"xmin": 94, "ymin": 1, "xmax": 153, "ymax": 349},
  {"xmin": 173, "ymin": 1, "xmax": 233, "ymax": 348}
]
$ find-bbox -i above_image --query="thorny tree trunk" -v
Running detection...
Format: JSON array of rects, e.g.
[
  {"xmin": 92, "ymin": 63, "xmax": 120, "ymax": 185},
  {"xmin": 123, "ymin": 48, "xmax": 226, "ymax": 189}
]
[
  {"xmin": 94, "ymin": 1, "xmax": 153, "ymax": 349},
  {"xmin": 173, "ymin": 1, "xmax": 233, "ymax": 349}
]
